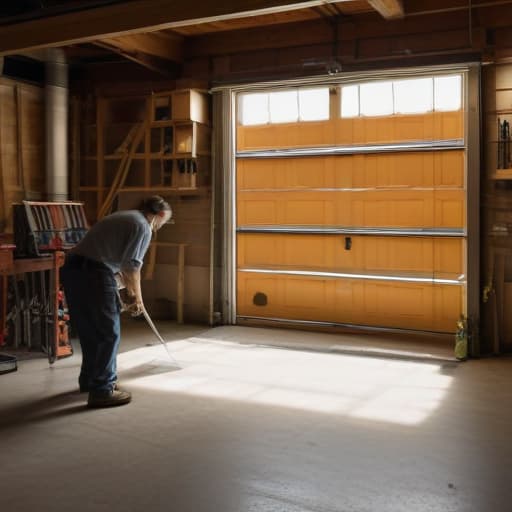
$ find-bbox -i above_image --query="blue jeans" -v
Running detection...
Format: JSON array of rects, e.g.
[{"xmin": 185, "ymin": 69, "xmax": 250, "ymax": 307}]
[{"xmin": 61, "ymin": 254, "xmax": 120, "ymax": 393}]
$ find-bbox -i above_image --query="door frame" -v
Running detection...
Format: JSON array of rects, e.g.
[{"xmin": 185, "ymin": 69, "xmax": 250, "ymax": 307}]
[{"xmin": 213, "ymin": 63, "xmax": 480, "ymax": 352}]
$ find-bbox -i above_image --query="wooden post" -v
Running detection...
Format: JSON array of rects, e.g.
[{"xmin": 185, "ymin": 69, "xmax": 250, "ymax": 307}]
[
  {"xmin": 0, "ymin": 83, "xmax": 6, "ymax": 231},
  {"xmin": 96, "ymin": 97, "xmax": 105, "ymax": 219},
  {"xmin": 150, "ymin": 241, "xmax": 187, "ymax": 323},
  {"xmin": 14, "ymin": 85, "xmax": 25, "ymax": 195},
  {"xmin": 495, "ymin": 252, "xmax": 505, "ymax": 355},
  {"xmin": 145, "ymin": 98, "xmax": 151, "ymax": 188},
  {"xmin": 144, "ymin": 240, "xmax": 158, "ymax": 280},
  {"xmin": 71, "ymin": 97, "xmax": 81, "ymax": 200},
  {"xmin": 177, "ymin": 243, "xmax": 185, "ymax": 323}
]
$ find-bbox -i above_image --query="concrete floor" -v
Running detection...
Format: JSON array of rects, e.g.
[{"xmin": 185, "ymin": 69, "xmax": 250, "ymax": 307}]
[{"xmin": 1, "ymin": 321, "xmax": 512, "ymax": 512}]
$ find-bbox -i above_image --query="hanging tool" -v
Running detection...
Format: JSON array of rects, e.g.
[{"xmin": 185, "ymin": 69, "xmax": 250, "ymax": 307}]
[
  {"xmin": 505, "ymin": 120, "xmax": 511, "ymax": 169},
  {"xmin": 498, "ymin": 118, "xmax": 503, "ymax": 169}
]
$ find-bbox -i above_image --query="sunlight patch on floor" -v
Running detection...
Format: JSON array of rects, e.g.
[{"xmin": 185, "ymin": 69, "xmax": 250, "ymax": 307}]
[{"xmin": 117, "ymin": 338, "xmax": 453, "ymax": 425}]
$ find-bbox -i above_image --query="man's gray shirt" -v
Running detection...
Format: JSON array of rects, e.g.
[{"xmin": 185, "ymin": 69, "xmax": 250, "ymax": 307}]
[{"xmin": 72, "ymin": 210, "xmax": 152, "ymax": 274}]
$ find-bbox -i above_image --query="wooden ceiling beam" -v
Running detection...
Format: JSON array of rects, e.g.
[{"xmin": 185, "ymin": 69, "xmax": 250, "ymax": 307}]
[
  {"xmin": 185, "ymin": 10, "xmax": 469, "ymax": 58},
  {"xmin": 367, "ymin": 0, "xmax": 404, "ymax": 19},
  {"xmin": 0, "ymin": 0, "xmax": 355, "ymax": 56},
  {"xmin": 93, "ymin": 41, "xmax": 180, "ymax": 76},
  {"xmin": 98, "ymin": 32, "xmax": 184, "ymax": 63}
]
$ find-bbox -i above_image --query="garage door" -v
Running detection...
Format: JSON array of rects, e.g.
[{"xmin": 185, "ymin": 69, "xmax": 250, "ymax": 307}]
[{"xmin": 235, "ymin": 74, "xmax": 466, "ymax": 333}]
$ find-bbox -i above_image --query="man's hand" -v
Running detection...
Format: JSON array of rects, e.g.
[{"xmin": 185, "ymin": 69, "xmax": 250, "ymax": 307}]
[{"xmin": 126, "ymin": 301, "xmax": 144, "ymax": 317}]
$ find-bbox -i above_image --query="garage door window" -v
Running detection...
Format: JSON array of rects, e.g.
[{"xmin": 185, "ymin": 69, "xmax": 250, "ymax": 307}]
[
  {"xmin": 434, "ymin": 75, "xmax": 462, "ymax": 111},
  {"xmin": 240, "ymin": 87, "xmax": 329, "ymax": 125},
  {"xmin": 341, "ymin": 74, "xmax": 462, "ymax": 118},
  {"xmin": 394, "ymin": 78, "xmax": 433, "ymax": 114}
]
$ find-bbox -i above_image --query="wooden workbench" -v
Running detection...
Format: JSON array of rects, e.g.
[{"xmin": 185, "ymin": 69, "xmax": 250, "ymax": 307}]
[{"xmin": 0, "ymin": 249, "xmax": 69, "ymax": 362}]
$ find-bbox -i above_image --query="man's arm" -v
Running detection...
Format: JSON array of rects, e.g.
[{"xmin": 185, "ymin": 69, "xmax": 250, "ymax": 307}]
[
  {"xmin": 120, "ymin": 267, "xmax": 144, "ymax": 315},
  {"xmin": 119, "ymin": 220, "xmax": 152, "ymax": 315}
]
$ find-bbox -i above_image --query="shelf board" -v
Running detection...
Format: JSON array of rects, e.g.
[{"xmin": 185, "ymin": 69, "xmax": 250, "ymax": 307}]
[
  {"xmin": 492, "ymin": 169, "xmax": 512, "ymax": 180},
  {"xmin": 150, "ymin": 120, "xmax": 210, "ymax": 128},
  {"xmin": 84, "ymin": 153, "xmax": 209, "ymax": 160},
  {"xmin": 119, "ymin": 186, "xmax": 208, "ymax": 196},
  {"xmin": 150, "ymin": 120, "xmax": 174, "ymax": 128},
  {"xmin": 174, "ymin": 151, "xmax": 211, "ymax": 158},
  {"xmin": 149, "ymin": 152, "xmax": 174, "ymax": 159}
]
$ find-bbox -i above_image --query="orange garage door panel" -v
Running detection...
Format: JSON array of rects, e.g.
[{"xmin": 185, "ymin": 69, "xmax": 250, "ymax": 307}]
[
  {"xmin": 237, "ymin": 272, "xmax": 462, "ymax": 332},
  {"xmin": 237, "ymin": 151, "xmax": 464, "ymax": 191},
  {"xmin": 237, "ymin": 189, "xmax": 464, "ymax": 228},
  {"xmin": 237, "ymin": 111, "xmax": 463, "ymax": 151},
  {"xmin": 237, "ymin": 234, "xmax": 464, "ymax": 278}
]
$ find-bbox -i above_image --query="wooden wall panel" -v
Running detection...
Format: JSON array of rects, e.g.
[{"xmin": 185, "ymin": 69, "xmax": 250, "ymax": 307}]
[{"xmin": 0, "ymin": 79, "xmax": 44, "ymax": 232}]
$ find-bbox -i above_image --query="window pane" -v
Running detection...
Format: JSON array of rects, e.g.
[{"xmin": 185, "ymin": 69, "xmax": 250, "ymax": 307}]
[
  {"xmin": 341, "ymin": 85, "xmax": 359, "ymax": 118},
  {"xmin": 394, "ymin": 78, "xmax": 433, "ymax": 114},
  {"xmin": 298, "ymin": 87, "xmax": 329, "ymax": 121},
  {"xmin": 360, "ymin": 81, "xmax": 393, "ymax": 116},
  {"xmin": 240, "ymin": 93, "xmax": 269, "ymax": 125},
  {"xmin": 434, "ymin": 75, "xmax": 462, "ymax": 111},
  {"xmin": 269, "ymin": 90, "xmax": 299, "ymax": 123}
]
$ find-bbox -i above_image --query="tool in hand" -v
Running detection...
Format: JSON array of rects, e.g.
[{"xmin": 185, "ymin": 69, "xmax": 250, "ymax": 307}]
[
  {"xmin": 141, "ymin": 306, "xmax": 180, "ymax": 367},
  {"xmin": 114, "ymin": 274, "xmax": 181, "ymax": 369},
  {"xmin": 116, "ymin": 281, "xmax": 180, "ymax": 369}
]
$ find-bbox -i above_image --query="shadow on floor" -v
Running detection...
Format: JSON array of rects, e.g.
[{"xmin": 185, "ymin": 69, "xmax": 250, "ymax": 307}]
[{"xmin": 0, "ymin": 389, "xmax": 90, "ymax": 432}]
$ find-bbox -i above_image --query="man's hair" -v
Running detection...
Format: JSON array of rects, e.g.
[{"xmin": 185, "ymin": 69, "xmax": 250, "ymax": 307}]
[{"xmin": 141, "ymin": 195, "xmax": 171, "ymax": 215}]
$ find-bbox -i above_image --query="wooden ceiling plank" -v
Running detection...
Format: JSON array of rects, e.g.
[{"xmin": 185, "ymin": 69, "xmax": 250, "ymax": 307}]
[
  {"xmin": 93, "ymin": 40, "xmax": 178, "ymax": 76},
  {"xmin": 99, "ymin": 32, "xmax": 184, "ymax": 63},
  {"xmin": 185, "ymin": 9, "xmax": 471, "ymax": 58},
  {"xmin": 186, "ymin": 19, "xmax": 332, "ymax": 57},
  {"xmin": 367, "ymin": 0, "xmax": 404, "ymax": 19},
  {"xmin": 169, "ymin": 9, "xmax": 321, "ymax": 36},
  {"xmin": 0, "ymin": 0, "xmax": 355, "ymax": 56}
]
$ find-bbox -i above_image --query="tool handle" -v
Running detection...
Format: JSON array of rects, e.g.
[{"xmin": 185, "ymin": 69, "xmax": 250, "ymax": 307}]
[{"xmin": 142, "ymin": 307, "xmax": 179, "ymax": 364}]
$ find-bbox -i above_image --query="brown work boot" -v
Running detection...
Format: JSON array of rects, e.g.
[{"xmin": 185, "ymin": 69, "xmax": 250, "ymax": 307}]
[
  {"xmin": 80, "ymin": 382, "xmax": 120, "ymax": 393},
  {"xmin": 87, "ymin": 389, "xmax": 132, "ymax": 408}
]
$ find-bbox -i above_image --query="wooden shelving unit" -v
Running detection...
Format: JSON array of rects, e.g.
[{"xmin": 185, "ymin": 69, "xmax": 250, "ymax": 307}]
[
  {"xmin": 483, "ymin": 63, "xmax": 512, "ymax": 353},
  {"xmin": 77, "ymin": 89, "xmax": 211, "ymax": 222},
  {"xmin": 73, "ymin": 88, "xmax": 213, "ymax": 324}
]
